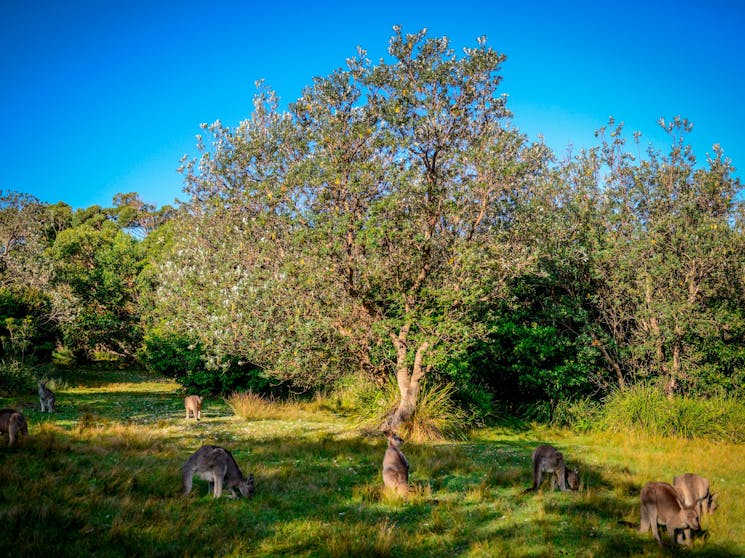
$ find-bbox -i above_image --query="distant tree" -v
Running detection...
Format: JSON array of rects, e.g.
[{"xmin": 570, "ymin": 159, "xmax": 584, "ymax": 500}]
[
  {"xmin": 49, "ymin": 210, "xmax": 145, "ymax": 360},
  {"xmin": 156, "ymin": 28, "xmax": 548, "ymax": 422},
  {"xmin": 113, "ymin": 192, "xmax": 176, "ymax": 239},
  {"xmin": 589, "ymin": 118, "xmax": 745, "ymax": 396}
]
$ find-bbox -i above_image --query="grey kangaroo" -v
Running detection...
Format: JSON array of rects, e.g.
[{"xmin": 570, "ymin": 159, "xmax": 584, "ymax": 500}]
[
  {"xmin": 182, "ymin": 445, "xmax": 254, "ymax": 499},
  {"xmin": 0, "ymin": 408, "xmax": 28, "ymax": 446},
  {"xmin": 38, "ymin": 380, "xmax": 56, "ymax": 412},
  {"xmin": 673, "ymin": 473, "xmax": 718, "ymax": 518},
  {"xmin": 382, "ymin": 430, "xmax": 409, "ymax": 497},
  {"xmin": 639, "ymin": 481, "xmax": 699, "ymax": 546},
  {"xmin": 529, "ymin": 444, "xmax": 579, "ymax": 492},
  {"xmin": 184, "ymin": 395, "xmax": 203, "ymax": 420}
]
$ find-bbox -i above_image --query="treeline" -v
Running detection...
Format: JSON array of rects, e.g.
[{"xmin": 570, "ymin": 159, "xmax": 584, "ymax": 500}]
[{"xmin": 2, "ymin": 29, "xmax": 743, "ymax": 422}]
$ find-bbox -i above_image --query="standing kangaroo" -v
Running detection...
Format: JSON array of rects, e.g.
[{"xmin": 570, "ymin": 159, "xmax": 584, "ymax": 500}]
[
  {"xmin": 639, "ymin": 481, "xmax": 699, "ymax": 546},
  {"xmin": 184, "ymin": 395, "xmax": 203, "ymax": 420},
  {"xmin": 382, "ymin": 430, "xmax": 409, "ymax": 497},
  {"xmin": 529, "ymin": 444, "xmax": 579, "ymax": 492},
  {"xmin": 182, "ymin": 445, "xmax": 254, "ymax": 499},
  {"xmin": 673, "ymin": 473, "xmax": 718, "ymax": 519},
  {"xmin": 0, "ymin": 408, "xmax": 28, "ymax": 446},
  {"xmin": 38, "ymin": 380, "xmax": 56, "ymax": 413}
]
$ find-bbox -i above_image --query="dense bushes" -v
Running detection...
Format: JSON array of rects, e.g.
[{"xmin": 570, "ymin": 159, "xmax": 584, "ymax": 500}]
[{"xmin": 139, "ymin": 332, "xmax": 273, "ymax": 395}]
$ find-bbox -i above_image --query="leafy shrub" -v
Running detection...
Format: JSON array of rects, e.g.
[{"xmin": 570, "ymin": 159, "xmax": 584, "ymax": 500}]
[
  {"xmin": 138, "ymin": 332, "xmax": 204, "ymax": 378},
  {"xmin": 0, "ymin": 359, "xmax": 37, "ymax": 396},
  {"xmin": 139, "ymin": 331, "xmax": 275, "ymax": 396}
]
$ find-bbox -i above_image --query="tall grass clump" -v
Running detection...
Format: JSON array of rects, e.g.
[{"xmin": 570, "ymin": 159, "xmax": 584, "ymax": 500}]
[
  {"xmin": 226, "ymin": 391, "xmax": 301, "ymax": 420},
  {"xmin": 332, "ymin": 375, "xmax": 467, "ymax": 442},
  {"xmin": 600, "ymin": 383, "xmax": 745, "ymax": 442}
]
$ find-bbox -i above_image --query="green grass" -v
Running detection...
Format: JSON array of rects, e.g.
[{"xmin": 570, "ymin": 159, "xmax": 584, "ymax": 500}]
[{"xmin": 1, "ymin": 368, "xmax": 744, "ymax": 557}]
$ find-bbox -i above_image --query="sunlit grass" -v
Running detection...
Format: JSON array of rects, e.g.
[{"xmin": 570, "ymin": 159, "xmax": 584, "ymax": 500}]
[{"xmin": 1, "ymin": 369, "xmax": 744, "ymax": 557}]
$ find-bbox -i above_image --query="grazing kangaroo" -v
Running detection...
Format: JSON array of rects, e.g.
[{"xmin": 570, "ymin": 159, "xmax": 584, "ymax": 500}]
[
  {"xmin": 382, "ymin": 430, "xmax": 409, "ymax": 497},
  {"xmin": 673, "ymin": 473, "xmax": 718, "ymax": 519},
  {"xmin": 528, "ymin": 444, "xmax": 579, "ymax": 492},
  {"xmin": 639, "ymin": 481, "xmax": 699, "ymax": 546},
  {"xmin": 182, "ymin": 445, "xmax": 254, "ymax": 499},
  {"xmin": 184, "ymin": 395, "xmax": 203, "ymax": 420},
  {"xmin": 0, "ymin": 408, "xmax": 28, "ymax": 446},
  {"xmin": 38, "ymin": 380, "xmax": 56, "ymax": 412}
]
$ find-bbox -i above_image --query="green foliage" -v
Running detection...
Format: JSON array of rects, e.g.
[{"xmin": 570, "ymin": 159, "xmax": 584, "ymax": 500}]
[
  {"xmin": 600, "ymin": 383, "xmax": 745, "ymax": 442},
  {"xmin": 0, "ymin": 358, "xmax": 36, "ymax": 395},
  {"xmin": 0, "ymin": 287, "xmax": 57, "ymax": 362},
  {"xmin": 50, "ymin": 218, "xmax": 145, "ymax": 361},
  {"xmin": 139, "ymin": 331, "xmax": 272, "ymax": 396}
]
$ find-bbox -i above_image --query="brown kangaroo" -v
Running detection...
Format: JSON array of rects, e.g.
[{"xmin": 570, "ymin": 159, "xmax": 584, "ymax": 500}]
[
  {"xmin": 0, "ymin": 408, "xmax": 28, "ymax": 446},
  {"xmin": 182, "ymin": 445, "xmax": 254, "ymax": 499},
  {"xmin": 639, "ymin": 481, "xmax": 699, "ymax": 546},
  {"xmin": 529, "ymin": 444, "xmax": 579, "ymax": 492},
  {"xmin": 673, "ymin": 473, "xmax": 718, "ymax": 518},
  {"xmin": 382, "ymin": 430, "xmax": 409, "ymax": 497},
  {"xmin": 184, "ymin": 395, "xmax": 203, "ymax": 420}
]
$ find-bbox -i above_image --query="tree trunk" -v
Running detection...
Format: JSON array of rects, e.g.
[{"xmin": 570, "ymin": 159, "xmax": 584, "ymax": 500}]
[
  {"xmin": 389, "ymin": 326, "xmax": 429, "ymax": 429},
  {"xmin": 665, "ymin": 338, "xmax": 681, "ymax": 398}
]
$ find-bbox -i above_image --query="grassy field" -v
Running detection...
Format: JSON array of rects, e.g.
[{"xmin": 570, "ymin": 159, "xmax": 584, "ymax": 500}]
[{"xmin": 1, "ymin": 369, "xmax": 743, "ymax": 557}]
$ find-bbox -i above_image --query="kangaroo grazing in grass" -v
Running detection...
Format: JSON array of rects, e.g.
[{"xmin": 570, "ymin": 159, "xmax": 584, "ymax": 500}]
[
  {"xmin": 182, "ymin": 445, "xmax": 254, "ymax": 499},
  {"xmin": 673, "ymin": 473, "xmax": 718, "ymax": 519},
  {"xmin": 38, "ymin": 380, "xmax": 56, "ymax": 412},
  {"xmin": 382, "ymin": 430, "xmax": 409, "ymax": 497},
  {"xmin": 528, "ymin": 444, "xmax": 579, "ymax": 492},
  {"xmin": 639, "ymin": 481, "xmax": 699, "ymax": 546},
  {"xmin": 0, "ymin": 408, "xmax": 28, "ymax": 446},
  {"xmin": 184, "ymin": 395, "xmax": 203, "ymax": 420}
]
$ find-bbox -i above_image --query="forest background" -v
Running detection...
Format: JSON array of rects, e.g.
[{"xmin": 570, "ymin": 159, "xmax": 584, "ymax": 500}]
[{"xmin": 2, "ymin": 29, "xmax": 743, "ymax": 438}]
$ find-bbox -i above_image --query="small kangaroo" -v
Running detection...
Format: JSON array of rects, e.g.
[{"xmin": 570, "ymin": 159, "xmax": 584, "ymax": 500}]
[
  {"xmin": 529, "ymin": 444, "xmax": 579, "ymax": 492},
  {"xmin": 182, "ymin": 445, "xmax": 254, "ymax": 499},
  {"xmin": 382, "ymin": 430, "xmax": 409, "ymax": 497},
  {"xmin": 38, "ymin": 380, "xmax": 56, "ymax": 413},
  {"xmin": 0, "ymin": 408, "xmax": 28, "ymax": 446},
  {"xmin": 673, "ymin": 473, "xmax": 718, "ymax": 519},
  {"xmin": 639, "ymin": 481, "xmax": 699, "ymax": 546},
  {"xmin": 184, "ymin": 395, "xmax": 203, "ymax": 420}
]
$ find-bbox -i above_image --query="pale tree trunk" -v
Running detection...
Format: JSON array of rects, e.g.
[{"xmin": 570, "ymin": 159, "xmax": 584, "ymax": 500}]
[
  {"xmin": 665, "ymin": 335, "xmax": 681, "ymax": 398},
  {"xmin": 388, "ymin": 325, "xmax": 430, "ymax": 429}
]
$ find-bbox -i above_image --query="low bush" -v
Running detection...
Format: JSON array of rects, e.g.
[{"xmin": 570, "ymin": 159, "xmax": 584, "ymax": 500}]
[{"xmin": 0, "ymin": 359, "xmax": 36, "ymax": 396}]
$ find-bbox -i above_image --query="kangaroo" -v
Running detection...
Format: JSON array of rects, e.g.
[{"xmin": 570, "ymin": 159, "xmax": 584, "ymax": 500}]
[
  {"xmin": 673, "ymin": 473, "xmax": 718, "ymax": 518},
  {"xmin": 0, "ymin": 408, "xmax": 28, "ymax": 446},
  {"xmin": 529, "ymin": 444, "xmax": 578, "ymax": 492},
  {"xmin": 639, "ymin": 481, "xmax": 699, "ymax": 546},
  {"xmin": 38, "ymin": 380, "xmax": 56, "ymax": 412},
  {"xmin": 184, "ymin": 395, "xmax": 203, "ymax": 420},
  {"xmin": 382, "ymin": 430, "xmax": 409, "ymax": 497},
  {"xmin": 182, "ymin": 445, "xmax": 254, "ymax": 499}
]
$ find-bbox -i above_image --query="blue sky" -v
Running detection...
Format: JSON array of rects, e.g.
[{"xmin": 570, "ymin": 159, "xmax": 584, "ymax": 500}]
[{"xmin": 2, "ymin": 0, "xmax": 743, "ymax": 209}]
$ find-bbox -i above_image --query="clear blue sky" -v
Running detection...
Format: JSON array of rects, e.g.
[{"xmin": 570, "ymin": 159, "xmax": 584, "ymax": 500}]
[{"xmin": 2, "ymin": 0, "xmax": 743, "ymax": 209}]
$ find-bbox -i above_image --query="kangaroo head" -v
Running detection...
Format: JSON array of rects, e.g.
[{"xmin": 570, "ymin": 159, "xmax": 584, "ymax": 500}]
[
  {"xmin": 383, "ymin": 429, "xmax": 404, "ymax": 447},
  {"xmin": 566, "ymin": 467, "xmax": 580, "ymax": 490},
  {"xmin": 684, "ymin": 506, "xmax": 700, "ymax": 530},
  {"xmin": 238, "ymin": 473, "xmax": 255, "ymax": 498}
]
